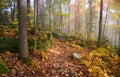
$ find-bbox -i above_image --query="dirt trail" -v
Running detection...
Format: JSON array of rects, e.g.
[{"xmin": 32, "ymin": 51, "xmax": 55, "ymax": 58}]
[{"xmin": 39, "ymin": 37, "xmax": 89, "ymax": 77}]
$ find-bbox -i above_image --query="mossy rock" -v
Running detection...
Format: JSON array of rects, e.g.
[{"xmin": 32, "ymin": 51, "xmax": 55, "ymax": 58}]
[{"xmin": 0, "ymin": 59, "xmax": 10, "ymax": 74}]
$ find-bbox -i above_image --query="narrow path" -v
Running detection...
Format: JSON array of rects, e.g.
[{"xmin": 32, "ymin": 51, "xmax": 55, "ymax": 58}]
[{"xmin": 39, "ymin": 37, "xmax": 89, "ymax": 77}]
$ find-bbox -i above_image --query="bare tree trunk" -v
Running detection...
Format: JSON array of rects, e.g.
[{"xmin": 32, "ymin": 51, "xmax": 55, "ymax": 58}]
[
  {"xmin": 97, "ymin": 0, "xmax": 103, "ymax": 47},
  {"xmin": 60, "ymin": 0, "xmax": 63, "ymax": 32},
  {"xmin": 85, "ymin": 11, "xmax": 89, "ymax": 38},
  {"xmin": 77, "ymin": 0, "xmax": 80, "ymax": 34},
  {"xmin": 49, "ymin": 0, "xmax": 51, "ymax": 26},
  {"xmin": 118, "ymin": 29, "xmax": 120, "ymax": 56},
  {"xmin": 74, "ymin": 0, "xmax": 77, "ymax": 34},
  {"xmin": 11, "ymin": 2, "xmax": 16, "ymax": 22},
  {"xmin": 88, "ymin": 0, "xmax": 93, "ymax": 39},
  {"xmin": 68, "ymin": 0, "xmax": 71, "ymax": 35},
  {"xmin": 114, "ymin": 28, "xmax": 117, "ymax": 46},
  {"xmin": 36, "ymin": 0, "xmax": 39, "ymax": 26},
  {"xmin": 102, "ymin": 3, "xmax": 109, "ymax": 37},
  {"xmin": 17, "ymin": 0, "xmax": 29, "ymax": 58},
  {"xmin": 118, "ymin": 19, "xmax": 120, "ymax": 55},
  {"xmin": 34, "ymin": 0, "xmax": 38, "ymax": 51}
]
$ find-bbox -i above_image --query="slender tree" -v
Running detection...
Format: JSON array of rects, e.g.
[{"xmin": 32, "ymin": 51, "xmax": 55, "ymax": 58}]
[
  {"xmin": 118, "ymin": 19, "xmax": 120, "ymax": 55},
  {"xmin": 17, "ymin": 0, "xmax": 29, "ymax": 58},
  {"xmin": 102, "ymin": 0, "xmax": 110, "ymax": 37},
  {"xmin": 88, "ymin": 0, "xmax": 93, "ymax": 39},
  {"xmin": 34, "ymin": 0, "xmax": 37, "ymax": 50},
  {"xmin": 60, "ymin": 0, "xmax": 63, "ymax": 32},
  {"xmin": 97, "ymin": 0, "xmax": 103, "ymax": 47},
  {"xmin": 27, "ymin": 0, "xmax": 31, "ymax": 25},
  {"xmin": 68, "ymin": 0, "xmax": 71, "ymax": 34}
]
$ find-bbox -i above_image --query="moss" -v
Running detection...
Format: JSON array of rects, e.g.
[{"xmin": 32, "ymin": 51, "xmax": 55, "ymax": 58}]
[
  {"xmin": 0, "ymin": 59, "xmax": 10, "ymax": 74},
  {"xmin": 21, "ymin": 57, "xmax": 32, "ymax": 66},
  {"xmin": 0, "ymin": 37, "xmax": 19, "ymax": 53},
  {"xmin": 37, "ymin": 39, "xmax": 52, "ymax": 51},
  {"xmin": 46, "ymin": 32, "xmax": 52, "ymax": 40}
]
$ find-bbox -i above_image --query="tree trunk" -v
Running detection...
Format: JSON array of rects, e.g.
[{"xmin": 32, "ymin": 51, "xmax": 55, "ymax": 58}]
[
  {"xmin": 36, "ymin": 0, "xmax": 39, "ymax": 26},
  {"xmin": 88, "ymin": 0, "xmax": 93, "ymax": 39},
  {"xmin": 68, "ymin": 0, "xmax": 71, "ymax": 35},
  {"xmin": 34, "ymin": 0, "xmax": 37, "ymax": 51},
  {"xmin": 11, "ymin": 2, "xmax": 16, "ymax": 22},
  {"xmin": 17, "ymin": 0, "xmax": 29, "ymax": 58},
  {"xmin": 118, "ymin": 29, "xmax": 120, "ymax": 56},
  {"xmin": 46, "ymin": 0, "xmax": 52, "ymax": 27},
  {"xmin": 77, "ymin": 0, "xmax": 81, "ymax": 34},
  {"xmin": 74, "ymin": 0, "xmax": 77, "ymax": 34},
  {"xmin": 60, "ymin": 0, "xmax": 63, "ymax": 32},
  {"xmin": 27, "ymin": 0, "xmax": 31, "ymax": 25},
  {"xmin": 118, "ymin": 19, "xmax": 120, "ymax": 55},
  {"xmin": 97, "ymin": 0, "xmax": 103, "ymax": 47},
  {"xmin": 102, "ymin": 3, "xmax": 109, "ymax": 37}
]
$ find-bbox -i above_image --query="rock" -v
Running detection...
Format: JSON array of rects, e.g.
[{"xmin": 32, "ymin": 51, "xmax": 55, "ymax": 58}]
[{"xmin": 72, "ymin": 53, "xmax": 81, "ymax": 59}]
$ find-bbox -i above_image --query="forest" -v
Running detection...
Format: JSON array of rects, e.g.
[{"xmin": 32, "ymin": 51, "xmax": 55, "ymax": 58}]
[{"xmin": 0, "ymin": 0, "xmax": 120, "ymax": 77}]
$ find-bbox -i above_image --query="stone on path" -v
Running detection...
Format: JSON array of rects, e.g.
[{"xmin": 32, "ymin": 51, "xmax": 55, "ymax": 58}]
[{"xmin": 72, "ymin": 53, "xmax": 81, "ymax": 59}]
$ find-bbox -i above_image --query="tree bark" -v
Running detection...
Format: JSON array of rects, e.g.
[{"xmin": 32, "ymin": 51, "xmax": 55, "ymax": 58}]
[
  {"xmin": 118, "ymin": 19, "xmax": 120, "ymax": 55},
  {"xmin": 34, "ymin": 0, "xmax": 37, "ymax": 51},
  {"xmin": 97, "ymin": 0, "xmax": 103, "ymax": 47},
  {"xmin": 68, "ymin": 0, "xmax": 71, "ymax": 35},
  {"xmin": 102, "ymin": 3, "xmax": 109, "ymax": 37},
  {"xmin": 27, "ymin": 0, "xmax": 31, "ymax": 25},
  {"xmin": 118, "ymin": 29, "xmax": 120, "ymax": 56},
  {"xmin": 17, "ymin": 0, "xmax": 29, "ymax": 58},
  {"xmin": 60, "ymin": 0, "xmax": 63, "ymax": 32},
  {"xmin": 88, "ymin": 0, "xmax": 93, "ymax": 39}
]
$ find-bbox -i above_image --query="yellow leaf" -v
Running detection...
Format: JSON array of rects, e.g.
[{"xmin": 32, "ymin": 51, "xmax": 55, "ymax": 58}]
[{"xmin": 88, "ymin": 69, "xmax": 93, "ymax": 72}]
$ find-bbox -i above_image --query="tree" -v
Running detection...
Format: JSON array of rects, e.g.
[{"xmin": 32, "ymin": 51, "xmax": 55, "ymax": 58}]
[
  {"xmin": 60, "ymin": 0, "xmax": 63, "ymax": 32},
  {"xmin": 88, "ymin": 0, "xmax": 93, "ymax": 39},
  {"xmin": 111, "ymin": 0, "xmax": 120, "ymax": 53},
  {"xmin": 17, "ymin": 0, "xmax": 29, "ymax": 59},
  {"xmin": 97, "ymin": 0, "xmax": 103, "ymax": 47},
  {"xmin": 0, "ymin": 0, "xmax": 11, "ymax": 25},
  {"xmin": 102, "ymin": 0, "xmax": 110, "ymax": 37},
  {"xmin": 27, "ymin": 0, "xmax": 31, "ymax": 25},
  {"xmin": 118, "ymin": 25, "xmax": 120, "ymax": 56}
]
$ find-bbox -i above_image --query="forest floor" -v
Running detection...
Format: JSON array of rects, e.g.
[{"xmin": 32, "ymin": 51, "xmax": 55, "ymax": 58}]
[{"xmin": 0, "ymin": 37, "xmax": 90, "ymax": 77}]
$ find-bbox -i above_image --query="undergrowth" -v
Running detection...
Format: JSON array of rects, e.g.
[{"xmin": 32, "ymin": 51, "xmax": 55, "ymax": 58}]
[
  {"xmin": 0, "ymin": 59, "xmax": 10, "ymax": 74},
  {"xmin": 82, "ymin": 48, "xmax": 120, "ymax": 77}
]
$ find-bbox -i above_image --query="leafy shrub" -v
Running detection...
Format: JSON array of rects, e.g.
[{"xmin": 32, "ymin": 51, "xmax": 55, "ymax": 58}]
[
  {"xmin": 82, "ymin": 48, "xmax": 120, "ymax": 77},
  {"xmin": 37, "ymin": 31, "xmax": 52, "ymax": 51},
  {"xmin": 7, "ymin": 23, "xmax": 17, "ymax": 28},
  {"xmin": 33, "ymin": 50, "xmax": 49, "ymax": 61},
  {"xmin": 28, "ymin": 38, "xmax": 35, "ymax": 53},
  {"xmin": 37, "ymin": 39, "xmax": 52, "ymax": 51},
  {"xmin": 28, "ymin": 32, "xmax": 52, "ymax": 52},
  {"xmin": 0, "ymin": 59, "xmax": 10, "ymax": 74},
  {"xmin": 0, "ymin": 25, "xmax": 10, "ymax": 36}
]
